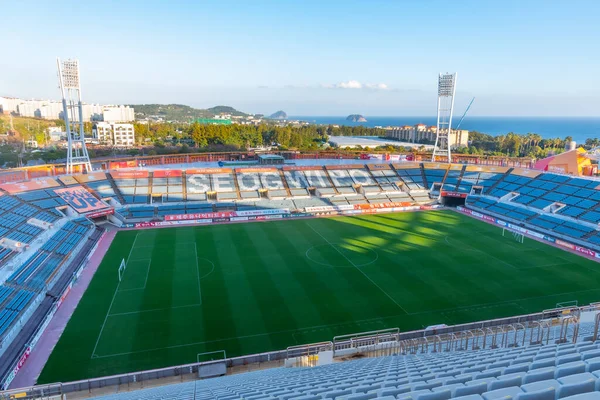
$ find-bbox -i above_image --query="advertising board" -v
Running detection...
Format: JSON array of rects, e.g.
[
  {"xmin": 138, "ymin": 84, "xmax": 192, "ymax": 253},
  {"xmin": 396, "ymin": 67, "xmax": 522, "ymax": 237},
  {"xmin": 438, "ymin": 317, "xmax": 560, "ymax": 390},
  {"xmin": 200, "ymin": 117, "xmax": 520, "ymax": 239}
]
[{"xmin": 458, "ymin": 206, "xmax": 598, "ymax": 259}]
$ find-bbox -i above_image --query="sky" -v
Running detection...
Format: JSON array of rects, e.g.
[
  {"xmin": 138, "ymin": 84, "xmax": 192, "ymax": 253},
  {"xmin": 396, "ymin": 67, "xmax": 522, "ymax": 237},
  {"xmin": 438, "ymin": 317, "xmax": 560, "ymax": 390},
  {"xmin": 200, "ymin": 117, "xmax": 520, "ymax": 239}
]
[{"xmin": 1, "ymin": 0, "xmax": 599, "ymax": 116}]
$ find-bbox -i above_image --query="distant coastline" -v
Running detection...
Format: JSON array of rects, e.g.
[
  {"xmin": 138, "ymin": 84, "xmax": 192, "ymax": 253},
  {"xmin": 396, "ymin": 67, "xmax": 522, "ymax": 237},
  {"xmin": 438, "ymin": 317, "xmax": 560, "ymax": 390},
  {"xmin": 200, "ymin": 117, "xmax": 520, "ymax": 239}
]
[{"xmin": 290, "ymin": 116, "xmax": 600, "ymax": 143}]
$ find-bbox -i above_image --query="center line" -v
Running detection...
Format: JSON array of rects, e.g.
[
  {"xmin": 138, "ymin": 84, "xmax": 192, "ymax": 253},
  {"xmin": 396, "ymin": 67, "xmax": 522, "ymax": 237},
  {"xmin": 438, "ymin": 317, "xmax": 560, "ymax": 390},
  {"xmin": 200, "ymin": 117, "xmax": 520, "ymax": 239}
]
[{"xmin": 307, "ymin": 223, "xmax": 409, "ymax": 314}]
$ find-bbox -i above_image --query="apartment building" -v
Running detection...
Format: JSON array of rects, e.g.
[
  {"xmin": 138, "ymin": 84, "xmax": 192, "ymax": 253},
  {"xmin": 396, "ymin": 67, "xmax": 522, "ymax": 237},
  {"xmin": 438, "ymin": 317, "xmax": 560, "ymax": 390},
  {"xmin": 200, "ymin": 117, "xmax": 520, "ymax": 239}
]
[
  {"xmin": 385, "ymin": 124, "xmax": 469, "ymax": 147},
  {"xmin": 93, "ymin": 122, "xmax": 135, "ymax": 146}
]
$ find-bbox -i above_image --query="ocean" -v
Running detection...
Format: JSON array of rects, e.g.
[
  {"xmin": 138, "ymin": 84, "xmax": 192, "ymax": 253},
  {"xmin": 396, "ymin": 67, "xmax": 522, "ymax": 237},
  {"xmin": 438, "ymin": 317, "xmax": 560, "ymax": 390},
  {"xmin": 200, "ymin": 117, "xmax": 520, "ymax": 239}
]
[{"xmin": 290, "ymin": 116, "xmax": 600, "ymax": 144}]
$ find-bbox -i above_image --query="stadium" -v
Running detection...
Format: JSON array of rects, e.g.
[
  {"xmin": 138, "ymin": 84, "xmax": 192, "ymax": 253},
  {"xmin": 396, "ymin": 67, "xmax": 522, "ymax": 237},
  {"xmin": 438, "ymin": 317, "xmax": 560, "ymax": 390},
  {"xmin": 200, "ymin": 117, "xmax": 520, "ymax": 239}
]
[{"xmin": 0, "ymin": 149, "xmax": 600, "ymax": 400}]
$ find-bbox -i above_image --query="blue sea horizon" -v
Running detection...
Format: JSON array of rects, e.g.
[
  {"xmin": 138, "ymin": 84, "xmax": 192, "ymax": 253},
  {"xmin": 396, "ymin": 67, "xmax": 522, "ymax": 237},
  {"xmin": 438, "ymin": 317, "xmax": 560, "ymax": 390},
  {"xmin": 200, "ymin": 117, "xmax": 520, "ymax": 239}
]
[{"xmin": 290, "ymin": 116, "xmax": 600, "ymax": 144}]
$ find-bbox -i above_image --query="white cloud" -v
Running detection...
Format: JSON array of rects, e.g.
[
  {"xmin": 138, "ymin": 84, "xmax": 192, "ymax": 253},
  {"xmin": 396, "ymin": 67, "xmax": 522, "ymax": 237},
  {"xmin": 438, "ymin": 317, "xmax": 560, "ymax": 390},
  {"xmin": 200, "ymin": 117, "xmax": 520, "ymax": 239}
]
[
  {"xmin": 337, "ymin": 80, "xmax": 364, "ymax": 89},
  {"xmin": 323, "ymin": 80, "xmax": 389, "ymax": 90},
  {"xmin": 365, "ymin": 83, "xmax": 389, "ymax": 90}
]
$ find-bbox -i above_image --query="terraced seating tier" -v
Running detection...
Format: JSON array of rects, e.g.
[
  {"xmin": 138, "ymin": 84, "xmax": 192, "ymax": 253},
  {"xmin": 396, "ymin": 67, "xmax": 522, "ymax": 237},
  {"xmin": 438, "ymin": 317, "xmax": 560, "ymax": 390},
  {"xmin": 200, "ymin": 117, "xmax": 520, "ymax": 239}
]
[{"xmin": 83, "ymin": 338, "xmax": 600, "ymax": 400}]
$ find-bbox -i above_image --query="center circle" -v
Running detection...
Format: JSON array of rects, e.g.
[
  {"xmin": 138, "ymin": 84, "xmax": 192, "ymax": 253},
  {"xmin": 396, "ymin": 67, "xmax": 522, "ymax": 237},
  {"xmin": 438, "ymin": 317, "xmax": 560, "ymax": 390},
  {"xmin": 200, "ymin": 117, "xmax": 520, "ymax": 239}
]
[{"xmin": 305, "ymin": 244, "xmax": 379, "ymax": 268}]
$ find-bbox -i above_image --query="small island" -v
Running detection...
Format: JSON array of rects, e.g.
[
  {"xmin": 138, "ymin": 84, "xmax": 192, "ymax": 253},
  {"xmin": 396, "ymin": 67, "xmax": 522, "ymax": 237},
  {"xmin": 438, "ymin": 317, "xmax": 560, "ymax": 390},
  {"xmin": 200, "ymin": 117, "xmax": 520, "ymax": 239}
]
[
  {"xmin": 346, "ymin": 114, "xmax": 367, "ymax": 122},
  {"xmin": 269, "ymin": 110, "xmax": 287, "ymax": 119}
]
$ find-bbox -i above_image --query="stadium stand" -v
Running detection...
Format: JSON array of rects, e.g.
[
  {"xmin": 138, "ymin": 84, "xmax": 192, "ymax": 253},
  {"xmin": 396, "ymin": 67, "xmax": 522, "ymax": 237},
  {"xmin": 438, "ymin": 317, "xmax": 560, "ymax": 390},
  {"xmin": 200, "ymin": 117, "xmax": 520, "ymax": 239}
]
[
  {"xmin": 10, "ymin": 161, "xmax": 600, "ymax": 399},
  {"xmin": 109, "ymin": 165, "xmax": 439, "ymax": 223},
  {"xmin": 460, "ymin": 166, "xmax": 600, "ymax": 247},
  {"xmin": 0, "ymin": 216, "xmax": 95, "ymax": 353},
  {"xmin": 0, "ymin": 174, "xmax": 101, "ymax": 376},
  {"xmin": 63, "ymin": 320, "xmax": 600, "ymax": 400},
  {"xmin": 97, "ymin": 164, "xmax": 600, "ymax": 240}
]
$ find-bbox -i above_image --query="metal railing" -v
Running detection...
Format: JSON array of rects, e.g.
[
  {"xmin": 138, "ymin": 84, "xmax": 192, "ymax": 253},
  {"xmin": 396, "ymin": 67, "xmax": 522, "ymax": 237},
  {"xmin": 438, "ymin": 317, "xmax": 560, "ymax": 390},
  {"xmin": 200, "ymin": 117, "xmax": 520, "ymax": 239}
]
[
  {"xmin": 1, "ymin": 304, "xmax": 598, "ymax": 399},
  {"xmin": 286, "ymin": 342, "xmax": 333, "ymax": 367}
]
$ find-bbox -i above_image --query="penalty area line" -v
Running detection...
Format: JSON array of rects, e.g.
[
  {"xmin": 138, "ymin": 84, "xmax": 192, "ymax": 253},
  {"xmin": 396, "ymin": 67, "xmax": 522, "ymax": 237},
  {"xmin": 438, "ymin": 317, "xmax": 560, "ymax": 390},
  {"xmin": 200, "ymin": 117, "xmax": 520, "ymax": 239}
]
[{"xmin": 90, "ymin": 233, "xmax": 141, "ymax": 359}]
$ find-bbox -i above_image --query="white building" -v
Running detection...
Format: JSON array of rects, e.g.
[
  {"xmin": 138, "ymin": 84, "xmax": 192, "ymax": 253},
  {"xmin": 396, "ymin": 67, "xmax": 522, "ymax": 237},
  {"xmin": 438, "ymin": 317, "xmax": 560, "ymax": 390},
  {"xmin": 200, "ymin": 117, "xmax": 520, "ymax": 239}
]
[
  {"xmin": 0, "ymin": 97, "xmax": 134, "ymax": 122},
  {"xmin": 82, "ymin": 104, "xmax": 104, "ymax": 121},
  {"xmin": 93, "ymin": 122, "xmax": 135, "ymax": 146},
  {"xmin": 47, "ymin": 127, "xmax": 65, "ymax": 142},
  {"xmin": 0, "ymin": 97, "xmax": 22, "ymax": 114},
  {"xmin": 101, "ymin": 105, "xmax": 135, "ymax": 123},
  {"xmin": 385, "ymin": 124, "xmax": 469, "ymax": 147},
  {"xmin": 39, "ymin": 102, "xmax": 64, "ymax": 120}
]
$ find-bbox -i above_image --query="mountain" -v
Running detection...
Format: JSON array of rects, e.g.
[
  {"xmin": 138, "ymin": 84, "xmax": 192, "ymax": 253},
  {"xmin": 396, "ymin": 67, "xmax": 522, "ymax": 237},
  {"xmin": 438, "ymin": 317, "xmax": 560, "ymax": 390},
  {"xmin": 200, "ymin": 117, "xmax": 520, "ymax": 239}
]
[
  {"xmin": 206, "ymin": 105, "xmax": 248, "ymax": 117},
  {"xmin": 346, "ymin": 114, "xmax": 367, "ymax": 122},
  {"xmin": 269, "ymin": 110, "xmax": 288, "ymax": 119},
  {"xmin": 129, "ymin": 104, "xmax": 248, "ymax": 122}
]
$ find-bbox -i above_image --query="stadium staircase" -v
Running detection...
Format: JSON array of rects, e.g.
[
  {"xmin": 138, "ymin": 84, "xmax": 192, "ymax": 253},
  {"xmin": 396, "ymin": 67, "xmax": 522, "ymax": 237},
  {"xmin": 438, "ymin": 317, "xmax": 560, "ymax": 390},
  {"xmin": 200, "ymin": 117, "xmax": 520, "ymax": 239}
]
[
  {"xmin": 420, "ymin": 164, "xmax": 429, "ymax": 189},
  {"xmin": 147, "ymin": 173, "xmax": 156, "ymax": 204},
  {"xmin": 324, "ymin": 172, "xmax": 341, "ymax": 195},
  {"xmin": 279, "ymin": 169, "xmax": 293, "ymax": 198},
  {"xmin": 182, "ymin": 172, "xmax": 189, "ymax": 201},
  {"xmin": 485, "ymin": 169, "xmax": 514, "ymax": 195},
  {"xmin": 440, "ymin": 167, "xmax": 451, "ymax": 189},
  {"xmin": 452, "ymin": 165, "xmax": 467, "ymax": 191},
  {"xmin": 232, "ymin": 172, "xmax": 242, "ymax": 200},
  {"xmin": 105, "ymin": 173, "xmax": 127, "ymax": 204}
]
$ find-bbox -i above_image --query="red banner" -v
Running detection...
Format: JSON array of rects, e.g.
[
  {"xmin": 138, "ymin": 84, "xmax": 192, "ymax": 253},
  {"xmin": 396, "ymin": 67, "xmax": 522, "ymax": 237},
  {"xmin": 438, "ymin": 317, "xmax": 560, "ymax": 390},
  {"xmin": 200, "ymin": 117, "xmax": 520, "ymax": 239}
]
[
  {"xmin": 153, "ymin": 170, "xmax": 182, "ymax": 178},
  {"xmin": 353, "ymin": 202, "xmax": 413, "ymax": 210},
  {"xmin": 282, "ymin": 166, "xmax": 323, "ymax": 171},
  {"xmin": 185, "ymin": 168, "xmax": 232, "ymax": 174},
  {"xmin": 0, "ymin": 170, "xmax": 27, "ymax": 184},
  {"xmin": 234, "ymin": 168, "xmax": 278, "ymax": 173},
  {"xmin": 165, "ymin": 212, "xmax": 234, "ymax": 221},
  {"xmin": 109, "ymin": 160, "xmax": 138, "ymax": 170},
  {"xmin": 109, "ymin": 170, "xmax": 149, "ymax": 179},
  {"xmin": 575, "ymin": 246, "xmax": 596, "ymax": 257},
  {"xmin": 441, "ymin": 191, "xmax": 468, "ymax": 198},
  {"xmin": 86, "ymin": 208, "xmax": 115, "ymax": 218},
  {"xmin": 556, "ymin": 239, "xmax": 575, "ymax": 250},
  {"xmin": 135, "ymin": 221, "xmax": 160, "ymax": 228}
]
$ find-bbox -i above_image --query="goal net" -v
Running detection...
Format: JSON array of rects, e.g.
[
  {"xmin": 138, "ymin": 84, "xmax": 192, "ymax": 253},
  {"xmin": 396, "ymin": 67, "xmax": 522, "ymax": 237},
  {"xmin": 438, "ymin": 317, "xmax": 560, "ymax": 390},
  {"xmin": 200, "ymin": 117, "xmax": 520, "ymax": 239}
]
[
  {"xmin": 118, "ymin": 258, "xmax": 127, "ymax": 281},
  {"xmin": 502, "ymin": 228, "xmax": 524, "ymax": 244}
]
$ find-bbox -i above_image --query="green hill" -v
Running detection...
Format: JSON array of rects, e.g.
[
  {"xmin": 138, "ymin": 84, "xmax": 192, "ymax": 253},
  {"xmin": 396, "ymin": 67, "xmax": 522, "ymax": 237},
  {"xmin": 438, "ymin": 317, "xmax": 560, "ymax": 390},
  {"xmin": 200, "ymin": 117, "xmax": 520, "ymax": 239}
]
[{"xmin": 130, "ymin": 104, "xmax": 248, "ymax": 122}]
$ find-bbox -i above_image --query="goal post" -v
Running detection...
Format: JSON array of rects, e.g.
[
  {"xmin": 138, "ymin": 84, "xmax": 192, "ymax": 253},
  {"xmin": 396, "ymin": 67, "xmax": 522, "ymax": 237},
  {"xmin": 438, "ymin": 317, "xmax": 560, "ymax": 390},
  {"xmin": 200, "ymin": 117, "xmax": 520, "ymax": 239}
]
[
  {"xmin": 502, "ymin": 228, "xmax": 524, "ymax": 244},
  {"xmin": 118, "ymin": 258, "xmax": 126, "ymax": 282}
]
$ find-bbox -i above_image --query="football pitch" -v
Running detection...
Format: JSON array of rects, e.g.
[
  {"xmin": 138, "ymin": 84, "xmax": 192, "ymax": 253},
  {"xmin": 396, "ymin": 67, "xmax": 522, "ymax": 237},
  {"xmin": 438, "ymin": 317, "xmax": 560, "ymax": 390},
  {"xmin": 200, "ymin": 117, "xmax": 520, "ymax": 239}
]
[{"xmin": 39, "ymin": 210, "xmax": 600, "ymax": 383}]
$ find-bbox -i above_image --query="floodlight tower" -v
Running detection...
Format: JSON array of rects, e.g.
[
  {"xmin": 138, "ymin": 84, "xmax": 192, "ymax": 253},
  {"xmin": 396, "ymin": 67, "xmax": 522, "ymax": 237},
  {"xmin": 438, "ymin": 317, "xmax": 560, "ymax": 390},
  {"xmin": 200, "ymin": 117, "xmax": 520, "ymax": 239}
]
[
  {"xmin": 432, "ymin": 73, "xmax": 457, "ymax": 162},
  {"xmin": 57, "ymin": 58, "xmax": 92, "ymax": 174}
]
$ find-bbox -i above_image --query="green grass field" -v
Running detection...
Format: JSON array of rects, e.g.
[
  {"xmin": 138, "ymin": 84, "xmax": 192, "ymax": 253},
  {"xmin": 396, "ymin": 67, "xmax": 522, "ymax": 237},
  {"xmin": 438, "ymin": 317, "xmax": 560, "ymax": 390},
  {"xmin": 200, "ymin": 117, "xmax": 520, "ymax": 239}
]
[{"xmin": 38, "ymin": 210, "xmax": 600, "ymax": 383}]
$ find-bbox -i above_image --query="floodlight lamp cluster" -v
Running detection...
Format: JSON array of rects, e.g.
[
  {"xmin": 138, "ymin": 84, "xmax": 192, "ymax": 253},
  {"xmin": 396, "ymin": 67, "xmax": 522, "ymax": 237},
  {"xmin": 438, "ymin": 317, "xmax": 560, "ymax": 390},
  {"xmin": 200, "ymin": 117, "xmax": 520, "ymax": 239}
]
[
  {"xmin": 60, "ymin": 59, "xmax": 80, "ymax": 89},
  {"xmin": 438, "ymin": 74, "xmax": 455, "ymax": 97}
]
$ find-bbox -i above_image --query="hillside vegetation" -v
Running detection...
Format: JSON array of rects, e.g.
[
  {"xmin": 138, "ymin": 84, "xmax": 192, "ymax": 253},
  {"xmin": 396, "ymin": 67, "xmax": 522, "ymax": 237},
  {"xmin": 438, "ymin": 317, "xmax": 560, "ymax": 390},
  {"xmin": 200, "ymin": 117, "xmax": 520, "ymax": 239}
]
[{"xmin": 130, "ymin": 104, "xmax": 248, "ymax": 121}]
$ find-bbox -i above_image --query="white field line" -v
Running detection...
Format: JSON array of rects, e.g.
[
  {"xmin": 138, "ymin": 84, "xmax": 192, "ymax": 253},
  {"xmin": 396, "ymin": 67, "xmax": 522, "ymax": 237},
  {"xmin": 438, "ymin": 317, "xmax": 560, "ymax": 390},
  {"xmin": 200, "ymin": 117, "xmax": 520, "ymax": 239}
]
[
  {"xmin": 108, "ymin": 302, "xmax": 202, "ymax": 317},
  {"xmin": 91, "ymin": 286, "xmax": 600, "ymax": 359},
  {"xmin": 307, "ymin": 223, "xmax": 409, "ymax": 314},
  {"xmin": 91, "ymin": 232, "xmax": 141, "ymax": 358},
  {"xmin": 117, "ymin": 259, "xmax": 152, "ymax": 292},
  {"xmin": 194, "ymin": 244, "xmax": 202, "ymax": 305},
  {"xmin": 444, "ymin": 235, "xmax": 519, "ymax": 270}
]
